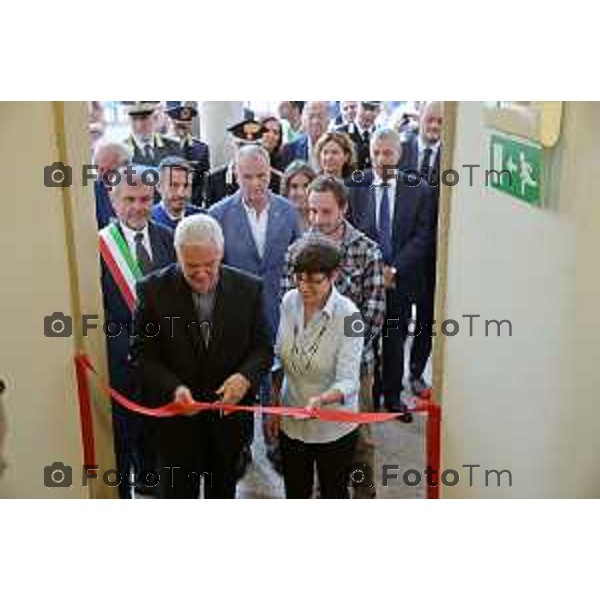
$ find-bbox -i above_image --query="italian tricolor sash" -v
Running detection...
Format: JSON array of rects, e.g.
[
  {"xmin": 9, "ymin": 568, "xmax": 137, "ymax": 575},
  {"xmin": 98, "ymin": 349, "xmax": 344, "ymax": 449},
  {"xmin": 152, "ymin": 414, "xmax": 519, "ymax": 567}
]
[{"xmin": 99, "ymin": 223, "xmax": 142, "ymax": 312}]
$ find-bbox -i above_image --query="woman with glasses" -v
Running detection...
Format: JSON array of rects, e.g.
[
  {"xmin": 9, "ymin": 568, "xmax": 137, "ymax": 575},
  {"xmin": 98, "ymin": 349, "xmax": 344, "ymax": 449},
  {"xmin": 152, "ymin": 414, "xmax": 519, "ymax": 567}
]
[{"xmin": 267, "ymin": 237, "xmax": 364, "ymax": 498}]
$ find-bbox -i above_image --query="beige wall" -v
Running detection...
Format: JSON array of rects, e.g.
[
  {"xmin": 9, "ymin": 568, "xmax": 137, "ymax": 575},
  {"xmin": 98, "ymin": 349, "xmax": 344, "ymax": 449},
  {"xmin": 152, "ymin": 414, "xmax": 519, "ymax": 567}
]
[
  {"xmin": 440, "ymin": 102, "xmax": 600, "ymax": 498},
  {"xmin": 0, "ymin": 102, "xmax": 115, "ymax": 498}
]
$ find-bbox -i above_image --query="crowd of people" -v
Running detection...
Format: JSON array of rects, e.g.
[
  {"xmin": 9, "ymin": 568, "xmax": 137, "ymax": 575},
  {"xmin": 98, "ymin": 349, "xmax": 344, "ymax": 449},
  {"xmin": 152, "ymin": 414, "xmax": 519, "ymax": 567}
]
[{"xmin": 93, "ymin": 100, "xmax": 443, "ymax": 499}]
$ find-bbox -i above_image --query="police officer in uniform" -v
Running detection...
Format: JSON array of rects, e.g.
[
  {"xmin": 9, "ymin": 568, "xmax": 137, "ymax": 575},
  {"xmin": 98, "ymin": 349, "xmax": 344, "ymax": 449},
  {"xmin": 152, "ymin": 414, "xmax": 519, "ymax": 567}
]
[
  {"xmin": 123, "ymin": 101, "xmax": 181, "ymax": 167},
  {"xmin": 166, "ymin": 103, "xmax": 210, "ymax": 207},
  {"xmin": 204, "ymin": 119, "xmax": 266, "ymax": 207},
  {"xmin": 336, "ymin": 101, "xmax": 381, "ymax": 172}
]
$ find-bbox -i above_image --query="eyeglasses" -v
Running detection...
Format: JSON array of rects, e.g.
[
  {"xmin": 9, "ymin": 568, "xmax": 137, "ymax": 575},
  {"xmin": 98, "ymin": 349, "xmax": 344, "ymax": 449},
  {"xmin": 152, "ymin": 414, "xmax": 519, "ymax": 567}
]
[{"xmin": 294, "ymin": 273, "xmax": 329, "ymax": 286}]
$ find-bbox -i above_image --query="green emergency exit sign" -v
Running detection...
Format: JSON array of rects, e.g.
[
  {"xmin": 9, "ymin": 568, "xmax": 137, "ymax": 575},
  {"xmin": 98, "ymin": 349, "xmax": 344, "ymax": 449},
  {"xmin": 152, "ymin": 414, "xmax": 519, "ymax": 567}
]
[{"xmin": 489, "ymin": 133, "xmax": 542, "ymax": 205}]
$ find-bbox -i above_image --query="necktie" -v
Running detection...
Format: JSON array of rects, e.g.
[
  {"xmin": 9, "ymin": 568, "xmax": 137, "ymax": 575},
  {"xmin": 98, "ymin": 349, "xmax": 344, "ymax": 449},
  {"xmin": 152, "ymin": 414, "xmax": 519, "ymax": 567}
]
[
  {"xmin": 134, "ymin": 232, "xmax": 153, "ymax": 275},
  {"xmin": 144, "ymin": 144, "xmax": 154, "ymax": 162},
  {"xmin": 421, "ymin": 147, "xmax": 433, "ymax": 179},
  {"xmin": 378, "ymin": 185, "xmax": 393, "ymax": 264}
]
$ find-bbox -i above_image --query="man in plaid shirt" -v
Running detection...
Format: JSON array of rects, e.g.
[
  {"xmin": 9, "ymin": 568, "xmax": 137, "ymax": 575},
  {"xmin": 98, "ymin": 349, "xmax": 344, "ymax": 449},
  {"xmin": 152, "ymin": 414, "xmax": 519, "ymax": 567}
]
[{"xmin": 280, "ymin": 176, "xmax": 385, "ymax": 498}]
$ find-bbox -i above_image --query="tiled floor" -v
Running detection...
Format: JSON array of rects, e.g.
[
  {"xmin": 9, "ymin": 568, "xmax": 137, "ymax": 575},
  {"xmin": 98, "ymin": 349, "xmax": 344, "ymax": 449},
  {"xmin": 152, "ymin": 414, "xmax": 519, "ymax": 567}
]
[{"xmin": 237, "ymin": 410, "xmax": 427, "ymax": 499}]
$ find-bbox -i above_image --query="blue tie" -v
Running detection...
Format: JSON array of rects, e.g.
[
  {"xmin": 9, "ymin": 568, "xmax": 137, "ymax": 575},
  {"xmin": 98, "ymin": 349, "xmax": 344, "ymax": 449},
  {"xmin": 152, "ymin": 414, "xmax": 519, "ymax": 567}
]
[{"xmin": 378, "ymin": 184, "xmax": 393, "ymax": 264}]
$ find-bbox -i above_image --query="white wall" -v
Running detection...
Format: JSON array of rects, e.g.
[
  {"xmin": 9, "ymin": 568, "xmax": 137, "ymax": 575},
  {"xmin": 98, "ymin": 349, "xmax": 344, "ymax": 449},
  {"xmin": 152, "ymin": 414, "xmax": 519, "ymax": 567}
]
[{"xmin": 440, "ymin": 102, "xmax": 600, "ymax": 498}]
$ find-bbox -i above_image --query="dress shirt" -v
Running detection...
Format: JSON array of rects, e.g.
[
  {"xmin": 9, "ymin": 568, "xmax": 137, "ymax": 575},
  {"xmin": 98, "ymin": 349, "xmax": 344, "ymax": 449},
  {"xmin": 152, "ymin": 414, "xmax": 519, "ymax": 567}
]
[
  {"xmin": 120, "ymin": 221, "xmax": 152, "ymax": 261},
  {"xmin": 372, "ymin": 174, "xmax": 397, "ymax": 228},
  {"xmin": 242, "ymin": 198, "xmax": 269, "ymax": 259},
  {"xmin": 274, "ymin": 286, "xmax": 364, "ymax": 444}
]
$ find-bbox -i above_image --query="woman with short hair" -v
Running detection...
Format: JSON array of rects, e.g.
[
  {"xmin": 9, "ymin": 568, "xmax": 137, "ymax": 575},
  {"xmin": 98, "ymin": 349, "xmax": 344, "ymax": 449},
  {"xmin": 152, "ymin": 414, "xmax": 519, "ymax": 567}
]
[{"xmin": 267, "ymin": 236, "xmax": 364, "ymax": 498}]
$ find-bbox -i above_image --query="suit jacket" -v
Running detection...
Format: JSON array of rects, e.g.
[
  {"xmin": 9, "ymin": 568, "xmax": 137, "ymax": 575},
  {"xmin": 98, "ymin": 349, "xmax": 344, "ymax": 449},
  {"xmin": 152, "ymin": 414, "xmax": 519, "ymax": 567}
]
[
  {"xmin": 209, "ymin": 191, "xmax": 301, "ymax": 339},
  {"xmin": 347, "ymin": 170, "xmax": 436, "ymax": 299},
  {"xmin": 100, "ymin": 221, "xmax": 176, "ymax": 397},
  {"xmin": 124, "ymin": 133, "xmax": 182, "ymax": 167},
  {"xmin": 280, "ymin": 134, "xmax": 309, "ymax": 168},
  {"xmin": 400, "ymin": 134, "xmax": 441, "ymax": 283},
  {"xmin": 336, "ymin": 122, "xmax": 374, "ymax": 171},
  {"xmin": 131, "ymin": 263, "xmax": 273, "ymax": 410},
  {"xmin": 177, "ymin": 134, "xmax": 210, "ymax": 207},
  {"xmin": 94, "ymin": 180, "xmax": 115, "ymax": 229},
  {"xmin": 399, "ymin": 133, "xmax": 442, "ymax": 181},
  {"xmin": 205, "ymin": 164, "xmax": 238, "ymax": 208}
]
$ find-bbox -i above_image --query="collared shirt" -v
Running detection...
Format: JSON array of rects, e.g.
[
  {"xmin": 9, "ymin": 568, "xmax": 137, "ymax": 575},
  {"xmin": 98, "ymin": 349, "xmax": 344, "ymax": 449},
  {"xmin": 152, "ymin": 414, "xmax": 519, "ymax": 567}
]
[
  {"xmin": 242, "ymin": 198, "xmax": 270, "ymax": 259},
  {"xmin": 281, "ymin": 221, "xmax": 385, "ymax": 373},
  {"xmin": 307, "ymin": 137, "xmax": 319, "ymax": 171},
  {"xmin": 120, "ymin": 221, "xmax": 152, "ymax": 261},
  {"xmin": 418, "ymin": 136, "xmax": 441, "ymax": 172},
  {"xmin": 275, "ymin": 286, "xmax": 364, "ymax": 444},
  {"xmin": 372, "ymin": 173, "xmax": 398, "ymax": 228}
]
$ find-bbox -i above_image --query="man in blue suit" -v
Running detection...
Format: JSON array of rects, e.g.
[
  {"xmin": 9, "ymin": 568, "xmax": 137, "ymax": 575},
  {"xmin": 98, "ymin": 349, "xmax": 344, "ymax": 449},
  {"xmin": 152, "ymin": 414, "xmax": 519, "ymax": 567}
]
[
  {"xmin": 348, "ymin": 128, "xmax": 436, "ymax": 421},
  {"xmin": 99, "ymin": 165, "xmax": 176, "ymax": 497},
  {"xmin": 399, "ymin": 101, "xmax": 442, "ymax": 397},
  {"xmin": 280, "ymin": 101, "xmax": 329, "ymax": 170},
  {"xmin": 209, "ymin": 144, "xmax": 301, "ymax": 472}
]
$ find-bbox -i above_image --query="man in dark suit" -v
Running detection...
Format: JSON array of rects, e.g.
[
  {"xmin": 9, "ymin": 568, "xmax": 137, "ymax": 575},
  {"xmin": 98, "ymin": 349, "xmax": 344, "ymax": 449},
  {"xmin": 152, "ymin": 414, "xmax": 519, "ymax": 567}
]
[
  {"xmin": 166, "ymin": 103, "xmax": 211, "ymax": 207},
  {"xmin": 348, "ymin": 128, "xmax": 436, "ymax": 421},
  {"xmin": 91, "ymin": 141, "xmax": 132, "ymax": 229},
  {"xmin": 131, "ymin": 214, "xmax": 273, "ymax": 499},
  {"xmin": 204, "ymin": 119, "xmax": 266, "ymax": 207},
  {"xmin": 280, "ymin": 101, "xmax": 329, "ymax": 170},
  {"xmin": 99, "ymin": 165, "xmax": 177, "ymax": 497},
  {"xmin": 336, "ymin": 101, "xmax": 381, "ymax": 172},
  {"xmin": 399, "ymin": 101, "xmax": 443, "ymax": 397},
  {"xmin": 122, "ymin": 102, "xmax": 182, "ymax": 167}
]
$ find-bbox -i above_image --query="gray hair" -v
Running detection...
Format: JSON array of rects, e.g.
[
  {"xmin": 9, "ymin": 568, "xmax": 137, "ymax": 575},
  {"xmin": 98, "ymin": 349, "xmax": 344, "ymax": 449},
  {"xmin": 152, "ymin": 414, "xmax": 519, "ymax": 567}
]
[
  {"xmin": 235, "ymin": 143, "xmax": 270, "ymax": 166},
  {"xmin": 174, "ymin": 213, "xmax": 224, "ymax": 250},
  {"xmin": 110, "ymin": 164, "xmax": 155, "ymax": 198},
  {"xmin": 92, "ymin": 140, "xmax": 132, "ymax": 165},
  {"xmin": 371, "ymin": 127, "xmax": 401, "ymax": 149}
]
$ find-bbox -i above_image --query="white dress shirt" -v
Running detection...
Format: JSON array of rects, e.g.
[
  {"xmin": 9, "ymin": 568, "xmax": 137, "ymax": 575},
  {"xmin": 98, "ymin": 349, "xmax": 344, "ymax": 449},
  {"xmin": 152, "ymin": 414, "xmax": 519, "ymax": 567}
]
[
  {"xmin": 275, "ymin": 287, "xmax": 364, "ymax": 444},
  {"xmin": 242, "ymin": 198, "xmax": 269, "ymax": 259},
  {"xmin": 372, "ymin": 174, "xmax": 397, "ymax": 229},
  {"xmin": 120, "ymin": 221, "xmax": 153, "ymax": 261}
]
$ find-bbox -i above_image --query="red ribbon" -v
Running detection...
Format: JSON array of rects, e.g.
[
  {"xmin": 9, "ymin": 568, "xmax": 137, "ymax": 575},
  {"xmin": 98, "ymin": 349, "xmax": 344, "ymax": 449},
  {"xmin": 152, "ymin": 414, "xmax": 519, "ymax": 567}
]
[{"xmin": 74, "ymin": 353, "xmax": 442, "ymax": 497}]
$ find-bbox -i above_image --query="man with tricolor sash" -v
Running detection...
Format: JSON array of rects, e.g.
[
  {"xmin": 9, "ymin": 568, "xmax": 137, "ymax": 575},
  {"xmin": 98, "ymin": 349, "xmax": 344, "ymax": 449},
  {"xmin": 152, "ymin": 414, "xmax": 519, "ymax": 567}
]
[{"xmin": 99, "ymin": 165, "xmax": 176, "ymax": 498}]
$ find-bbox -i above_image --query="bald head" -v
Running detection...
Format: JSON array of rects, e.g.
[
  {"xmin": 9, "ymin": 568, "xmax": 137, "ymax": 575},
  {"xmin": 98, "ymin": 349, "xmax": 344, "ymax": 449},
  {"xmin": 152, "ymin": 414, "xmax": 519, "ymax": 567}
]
[
  {"xmin": 419, "ymin": 101, "xmax": 443, "ymax": 145},
  {"xmin": 302, "ymin": 101, "xmax": 329, "ymax": 144}
]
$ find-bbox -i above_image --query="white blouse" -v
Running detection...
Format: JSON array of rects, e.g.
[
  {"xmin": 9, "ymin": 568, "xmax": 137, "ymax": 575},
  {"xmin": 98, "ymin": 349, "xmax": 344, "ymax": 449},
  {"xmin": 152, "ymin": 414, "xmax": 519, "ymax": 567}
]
[{"xmin": 275, "ymin": 286, "xmax": 364, "ymax": 444}]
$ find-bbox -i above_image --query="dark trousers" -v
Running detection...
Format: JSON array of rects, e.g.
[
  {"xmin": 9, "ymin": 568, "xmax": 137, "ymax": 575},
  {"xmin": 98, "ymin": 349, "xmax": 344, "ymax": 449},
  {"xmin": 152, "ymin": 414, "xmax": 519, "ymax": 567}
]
[
  {"xmin": 280, "ymin": 429, "xmax": 358, "ymax": 499},
  {"xmin": 156, "ymin": 412, "xmax": 249, "ymax": 499},
  {"xmin": 373, "ymin": 290, "xmax": 412, "ymax": 410},
  {"xmin": 410, "ymin": 265, "xmax": 436, "ymax": 380}
]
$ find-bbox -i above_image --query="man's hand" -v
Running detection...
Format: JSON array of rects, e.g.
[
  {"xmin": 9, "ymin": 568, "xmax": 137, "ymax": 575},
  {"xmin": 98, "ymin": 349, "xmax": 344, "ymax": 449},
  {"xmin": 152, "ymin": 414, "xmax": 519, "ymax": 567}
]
[
  {"xmin": 172, "ymin": 386, "xmax": 201, "ymax": 416},
  {"xmin": 383, "ymin": 266, "xmax": 397, "ymax": 289},
  {"xmin": 265, "ymin": 414, "xmax": 281, "ymax": 442},
  {"xmin": 216, "ymin": 373, "xmax": 251, "ymax": 406}
]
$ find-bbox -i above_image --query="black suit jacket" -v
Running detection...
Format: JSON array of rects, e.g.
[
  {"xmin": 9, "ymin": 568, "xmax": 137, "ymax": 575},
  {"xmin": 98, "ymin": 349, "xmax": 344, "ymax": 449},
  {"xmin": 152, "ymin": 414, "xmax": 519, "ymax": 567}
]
[
  {"xmin": 131, "ymin": 263, "xmax": 273, "ymax": 409},
  {"xmin": 125, "ymin": 134, "xmax": 183, "ymax": 167},
  {"xmin": 336, "ymin": 123, "xmax": 373, "ymax": 171},
  {"xmin": 100, "ymin": 221, "xmax": 176, "ymax": 397},
  {"xmin": 400, "ymin": 134, "xmax": 441, "ymax": 282},
  {"xmin": 347, "ymin": 170, "xmax": 436, "ymax": 299}
]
